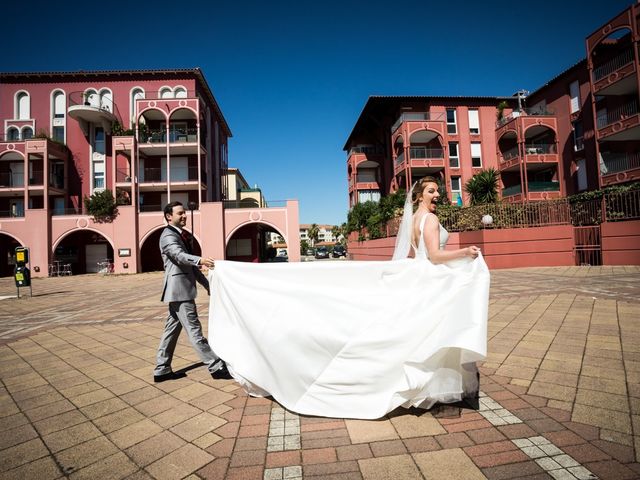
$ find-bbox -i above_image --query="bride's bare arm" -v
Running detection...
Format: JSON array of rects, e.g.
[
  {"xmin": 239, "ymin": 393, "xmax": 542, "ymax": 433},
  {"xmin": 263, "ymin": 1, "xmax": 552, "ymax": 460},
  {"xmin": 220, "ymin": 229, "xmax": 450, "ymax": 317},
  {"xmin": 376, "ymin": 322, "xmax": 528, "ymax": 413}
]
[{"xmin": 423, "ymin": 214, "xmax": 480, "ymax": 264}]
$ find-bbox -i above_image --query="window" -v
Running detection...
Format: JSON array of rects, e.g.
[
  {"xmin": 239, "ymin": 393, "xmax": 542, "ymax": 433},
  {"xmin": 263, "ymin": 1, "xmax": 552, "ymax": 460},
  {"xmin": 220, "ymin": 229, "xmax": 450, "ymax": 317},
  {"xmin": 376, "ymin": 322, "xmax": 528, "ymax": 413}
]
[
  {"xmin": 130, "ymin": 88, "xmax": 145, "ymax": 125},
  {"xmin": 448, "ymin": 142, "xmax": 459, "ymax": 168},
  {"xmin": 174, "ymin": 86, "xmax": 187, "ymax": 98},
  {"xmin": 446, "ymin": 109, "xmax": 457, "ymax": 134},
  {"xmin": 451, "ymin": 176, "xmax": 462, "ymax": 205},
  {"xmin": 53, "ymin": 127, "xmax": 65, "ymax": 143},
  {"xmin": 573, "ymin": 121, "xmax": 584, "ymax": 151},
  {"xmin": 468, "ymin": 109, "xmax": 480, "ymax": 134},
  {"xmin": 576, "ymin": 158, "xmax": 587, "ymax": 192},
  {"xmin": 22, "ymin": 127, "xmax": 33, "ymax": 140},
  {"xmin": 94, "ymin": 127, "xmax": 105, "ymax": 154},
  {"xmin": 471, "ymin": 142, "xmax": 482, "ymax": 168},
  {"xmin": 358, "ymin": 190, "xmax": 381, "ymax": 203},
  {"xmin": 159, "ymin": 87, "xmax": 173, "ymax": 99},
  {"xmin": 93, "ymin": 160, "xmax": 105, "ymax": 190},
  {"xmin": 16, "ymin": 91, "xmax": 30, "ymax": 119},
  {"xmin": 569, "ymin": 81, "xmax": 580, "ymax": 114},
  {"xmin": 7, "ymin": 127, "xmax": 19, "ymax": 141},
  {"xmin": 53, "ymin": 91, "xmax": 65, "ymax": 118}
]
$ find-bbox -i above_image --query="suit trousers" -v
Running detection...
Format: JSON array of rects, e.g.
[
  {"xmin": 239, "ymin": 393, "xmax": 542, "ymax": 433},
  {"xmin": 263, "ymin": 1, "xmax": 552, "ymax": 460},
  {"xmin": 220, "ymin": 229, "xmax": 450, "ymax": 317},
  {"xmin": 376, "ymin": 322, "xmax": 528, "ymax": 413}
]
[{"xmin": 154, "ymin": 300, "xmax": 221, "ymax": 376}]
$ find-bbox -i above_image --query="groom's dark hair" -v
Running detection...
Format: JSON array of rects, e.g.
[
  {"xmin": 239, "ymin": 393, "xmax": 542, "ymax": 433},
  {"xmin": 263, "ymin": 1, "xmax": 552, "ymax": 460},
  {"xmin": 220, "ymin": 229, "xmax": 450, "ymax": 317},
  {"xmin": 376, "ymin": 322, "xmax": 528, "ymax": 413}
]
[{"xmin": 163, "ymin": 201, "xmax": 183, "ymax": 222}]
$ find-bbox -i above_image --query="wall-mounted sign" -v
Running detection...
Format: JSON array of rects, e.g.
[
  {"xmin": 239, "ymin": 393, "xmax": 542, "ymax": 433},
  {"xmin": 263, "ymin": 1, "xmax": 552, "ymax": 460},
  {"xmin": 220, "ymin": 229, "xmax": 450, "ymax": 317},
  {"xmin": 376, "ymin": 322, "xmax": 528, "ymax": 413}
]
[{"xmin": 118, "ymin": 248, "xmax": 131, "ymax": 257}]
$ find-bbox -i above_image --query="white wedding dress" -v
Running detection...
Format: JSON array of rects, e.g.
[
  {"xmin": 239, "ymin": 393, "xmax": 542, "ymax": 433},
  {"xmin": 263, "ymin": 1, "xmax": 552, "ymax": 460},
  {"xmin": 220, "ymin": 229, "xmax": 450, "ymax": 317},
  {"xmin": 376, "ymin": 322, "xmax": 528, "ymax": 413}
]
[{"xmin": 207, "ymin": 211, "xmax": 489, "ymax": 419}]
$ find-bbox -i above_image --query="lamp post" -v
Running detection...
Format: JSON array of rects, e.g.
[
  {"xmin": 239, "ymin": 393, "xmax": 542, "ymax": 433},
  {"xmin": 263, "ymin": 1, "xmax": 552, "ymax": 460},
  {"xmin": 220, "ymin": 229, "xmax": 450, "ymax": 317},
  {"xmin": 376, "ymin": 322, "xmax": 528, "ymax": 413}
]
[
  {"xmin": 188, "ymin": 201, "xmax": 197, "ymax": 252},
  {"xmin": 481, "ymin": 214, "xmax": 493, "ymax": 229}
]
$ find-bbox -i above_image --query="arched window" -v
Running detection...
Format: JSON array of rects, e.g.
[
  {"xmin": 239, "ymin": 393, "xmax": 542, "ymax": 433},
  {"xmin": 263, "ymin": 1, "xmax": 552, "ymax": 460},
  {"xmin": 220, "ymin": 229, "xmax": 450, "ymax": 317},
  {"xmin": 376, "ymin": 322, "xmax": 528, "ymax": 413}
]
[
  {"xmin": 16, "ymin": 91, "xmax": 30, "ymax": 119},
  {"xmin": 99, "ymin": 89, "xmax": 112, "ymax": 112},
  {"xmin": 53, "ymin": 91, "xmax": 65, "ymax": 118},
  {"xmin": 130, "ymin": 87, "xmax": 145, "ymax": 125},
  {"xmin": 159, "ymin": 87, "xmax": 173, "ymax": 99},
  {"xmin": 174, "ymin": 86, "xmax": 187, "ymax": 98},
  {"xmin": 21, "ymin": 127, "xmax": 33, "ymax": 140},
  {"xmin": 7, "ymin": 127, "xmax": 20, "ymax": 141},
  {"xmin": 84, "ymin": 89, "xmax": 99, "ymax": 107}
]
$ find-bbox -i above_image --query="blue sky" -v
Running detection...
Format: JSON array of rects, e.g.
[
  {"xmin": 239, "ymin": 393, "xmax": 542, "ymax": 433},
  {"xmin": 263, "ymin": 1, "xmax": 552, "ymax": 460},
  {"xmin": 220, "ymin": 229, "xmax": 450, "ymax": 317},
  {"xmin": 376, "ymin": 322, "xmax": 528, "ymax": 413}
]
[{"xmin": 4, "ymin": 0, "xmax": 632, "ymax": 224}]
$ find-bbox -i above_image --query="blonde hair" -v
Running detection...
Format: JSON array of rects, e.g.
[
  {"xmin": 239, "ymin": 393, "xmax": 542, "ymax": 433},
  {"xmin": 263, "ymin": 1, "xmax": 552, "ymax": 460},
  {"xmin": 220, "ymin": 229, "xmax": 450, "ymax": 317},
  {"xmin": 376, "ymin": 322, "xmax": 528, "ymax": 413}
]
[{"xmin": 412, "ymin": 176, "xmax": 439, "ymax": 205}]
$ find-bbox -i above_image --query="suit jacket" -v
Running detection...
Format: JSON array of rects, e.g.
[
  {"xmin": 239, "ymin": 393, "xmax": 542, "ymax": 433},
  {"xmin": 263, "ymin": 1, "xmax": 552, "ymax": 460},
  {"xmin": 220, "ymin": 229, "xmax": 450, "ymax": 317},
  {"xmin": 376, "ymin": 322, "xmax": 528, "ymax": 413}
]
[{"xmin": 160, "ymin": 226, "xmax": 209, "ymax": 303}]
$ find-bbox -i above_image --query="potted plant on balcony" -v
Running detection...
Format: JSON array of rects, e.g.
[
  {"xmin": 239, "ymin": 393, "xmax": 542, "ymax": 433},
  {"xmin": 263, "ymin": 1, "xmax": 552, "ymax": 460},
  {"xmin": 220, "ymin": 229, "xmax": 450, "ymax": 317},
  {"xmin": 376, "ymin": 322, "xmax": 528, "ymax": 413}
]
[
  {"xmin": 464, "ymin": 168, "xmax": 500, "ymax": 206},
  {"xmin": 496, "ymin": 101, "xmax": 509, "ymax": 121},
  {"xmin": 83, "ymin": 92, "xmax": 93, "ymax": 106}
]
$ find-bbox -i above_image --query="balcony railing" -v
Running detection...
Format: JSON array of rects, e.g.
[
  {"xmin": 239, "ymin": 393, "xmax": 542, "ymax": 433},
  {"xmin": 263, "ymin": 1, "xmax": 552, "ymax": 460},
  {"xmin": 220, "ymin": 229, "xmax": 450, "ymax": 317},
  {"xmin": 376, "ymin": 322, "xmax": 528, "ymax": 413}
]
[
  {"xmin": 139, "ymin": 204, "xmax": 163, "ymax": 212},
  {"xmin": 140, "ymin": 167, "xmax": 200, "ymax": 182},
  {"xmin": 409, "ymin": 147, "xmax": 444, "ymax": 159},
  {"xmin": 348, "ymin": 146, "xmax": 383, "ymax": 156},
  {"xmin": 139, "ymin": 127, "xmax": 200, "ymax": 144},
  {"xmin": 51, "ymin": 207, "xmax": 88, "ymax": 216},
  {"xmin": 223, "ymin": 199, "xmax": 287, "ymax": 209},
  {"xmin": 593, "ymin": 49, "xmax": 634, "ymax": 82},
  {"xmin": 500, "ymin": 147, "xmax": 519, "ymax": 161},
  {"xmin": 116, "ymin": 169, "xmax": 133, "ymax": 182},
  {"xmin": 601, "ymin": 152, "xmax": 640, "ymax": 175},
  {"xmin": 395, "ymin": 152, "xmax": 405, "ymax": 166},
  {"xmin": 391, "ymin": 112, "xmax": 445, "ymax": 132},
  {"xmin": 496, "ymin": 107, "xmax": 556, "ymax": 128},
  {"xmin": 0, "ymin": 210, "xmax": 25, "ymax": 218},
  {"xmin": 136, "ymin": 90, "xmax": 197, "ymax": 100},
  {"xmin": 524, "ymin": 143, "xmax": 556, "ymax": 155},
  {"xmin": 67, "ymin": 91, "xmax": 123, "ymax": 124},
  {"xmin": 502, "ymin": 181, "xmax": 560, "ymax": 197},
  {"xmin": 0, "ymin": 172, "xmax": 22, "ymax": 187},
  {"xmin": 597, "ymin": 101, "xmax": 639, "ymax": 129},
  {"xmin": 29, "ymin": 170, "xmax": 44, "ymax": 185}
]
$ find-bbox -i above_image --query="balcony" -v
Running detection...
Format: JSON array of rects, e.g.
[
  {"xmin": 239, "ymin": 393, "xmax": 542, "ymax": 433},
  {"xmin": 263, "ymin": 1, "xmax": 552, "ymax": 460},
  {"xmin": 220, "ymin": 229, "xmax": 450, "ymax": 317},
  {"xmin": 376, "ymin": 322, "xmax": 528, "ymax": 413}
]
[
  {"xmin": 391, "ymin": 112, "xmax": 445, "ymax": 134},
  {"xmin": 592, "ymin": 49, "xmax": 637, "ymax": 95},
  {"xmin": 502, "ymin": 181, "xmax": 560, "ymax": 201},
  {"xmin": 496, "ymin": 107, "xmax": 555, "ymax": 130},
  {"xmin": 138, "ymin": 167, "xmax": 204, "ymax": 190},
  {"xmin": 138, "ymin": 126, "xmax": 205, "ymax": 155},
  {"xmin": 600, "ymin": 152, "xmax": 640, "ymax": 186},
  {"xmin": 67, "ymin": 91, "xmax": 122, "ymax": 134},
  {"xmin": 596, "ymin": 101, "xmax": 640, "ymax": 140}
]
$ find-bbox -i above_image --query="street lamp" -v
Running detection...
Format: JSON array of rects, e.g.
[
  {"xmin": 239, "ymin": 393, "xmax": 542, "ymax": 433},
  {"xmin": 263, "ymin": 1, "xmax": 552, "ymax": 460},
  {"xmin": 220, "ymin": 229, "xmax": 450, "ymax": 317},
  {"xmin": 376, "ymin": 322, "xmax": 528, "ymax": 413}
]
[
  {"xmin": 481, "ymin": 214, "xmax": 493, "ymax": 229},
  {"xmin": 188, "ymin": 201, "xmax": 197, "ymax": 252}
]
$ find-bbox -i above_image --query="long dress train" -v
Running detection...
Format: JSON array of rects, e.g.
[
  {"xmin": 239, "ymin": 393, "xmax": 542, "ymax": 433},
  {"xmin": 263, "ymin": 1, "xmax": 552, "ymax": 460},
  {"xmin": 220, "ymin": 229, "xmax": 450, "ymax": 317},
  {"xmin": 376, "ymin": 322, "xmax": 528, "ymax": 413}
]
[{"xmin": 208, "ymin": 214, "xmax": 489, "ymax": 419}]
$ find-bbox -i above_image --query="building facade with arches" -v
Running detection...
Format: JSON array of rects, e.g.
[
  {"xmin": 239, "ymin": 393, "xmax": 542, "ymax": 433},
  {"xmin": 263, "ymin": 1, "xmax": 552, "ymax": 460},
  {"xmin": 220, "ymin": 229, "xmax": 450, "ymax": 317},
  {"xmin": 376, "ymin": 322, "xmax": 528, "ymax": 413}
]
[
  {"xmin": 0, "ymin": 68, "xmax": 299, "ymax": 277},
  {"xmin": 344, "ymin": 3, "xmax": 640, "ymax": 206}
]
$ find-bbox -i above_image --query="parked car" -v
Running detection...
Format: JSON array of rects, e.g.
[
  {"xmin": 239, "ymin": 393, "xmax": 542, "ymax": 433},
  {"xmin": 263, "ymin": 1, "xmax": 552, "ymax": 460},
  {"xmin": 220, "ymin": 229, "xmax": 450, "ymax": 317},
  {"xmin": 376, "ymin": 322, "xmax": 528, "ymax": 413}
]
[
  {"xmin": 315, "ymin": 246, "xmax": 329, "ymax": 259},
  {"xmin": 332, "ymin": 245, "xmax": 346, "ymax": 258},
  {"xmin": 305, "ymin": 248, "xmax": 315, "ymax": 256}
]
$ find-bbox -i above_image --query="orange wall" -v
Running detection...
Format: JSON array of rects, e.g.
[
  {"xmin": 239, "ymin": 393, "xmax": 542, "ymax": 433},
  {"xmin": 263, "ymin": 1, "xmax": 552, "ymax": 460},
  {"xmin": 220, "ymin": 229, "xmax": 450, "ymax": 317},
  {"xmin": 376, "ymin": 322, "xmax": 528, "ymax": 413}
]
[
  {"xmin": 349, "ymin": 225, "xmax": 577, "ymax": 268},
  {"xmin": 602, "ymin": 220, "xmax": 640, "ymax": 265}
]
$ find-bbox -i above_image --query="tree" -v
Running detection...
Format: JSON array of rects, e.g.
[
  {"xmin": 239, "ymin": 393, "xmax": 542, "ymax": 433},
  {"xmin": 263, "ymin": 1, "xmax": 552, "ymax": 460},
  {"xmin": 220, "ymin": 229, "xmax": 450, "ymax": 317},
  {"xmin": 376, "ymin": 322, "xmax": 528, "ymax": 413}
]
[
  {"xmin": 300, "ymin": 239, "xmax": 309, "ymax": 255},
  {"xmin": 464, "ymin": 168, "xmax": 500, "ymax": 206},
  {"xmin": 83, "ymin": 189, "xmax": 118, "ymax": 222},
  {"xmin": 308, "ymin": 223, "xmax": 320, "ymax": 247}
]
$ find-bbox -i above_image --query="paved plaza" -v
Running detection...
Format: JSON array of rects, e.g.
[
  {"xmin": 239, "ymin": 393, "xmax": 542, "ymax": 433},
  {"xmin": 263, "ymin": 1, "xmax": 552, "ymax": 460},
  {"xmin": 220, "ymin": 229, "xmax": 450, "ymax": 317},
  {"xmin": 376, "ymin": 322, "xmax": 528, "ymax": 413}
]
[{"xmin": 1, "ymin": 266, "xmax": 639, "ymax": 480}]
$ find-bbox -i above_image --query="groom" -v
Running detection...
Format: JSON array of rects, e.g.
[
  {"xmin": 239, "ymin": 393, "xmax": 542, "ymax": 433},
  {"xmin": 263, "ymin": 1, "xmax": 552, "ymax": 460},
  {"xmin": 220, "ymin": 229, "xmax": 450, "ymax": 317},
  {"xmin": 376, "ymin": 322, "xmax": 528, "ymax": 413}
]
[{"xmin": 153, "ymin": 201, "xmax": 231, "ymax": 382}]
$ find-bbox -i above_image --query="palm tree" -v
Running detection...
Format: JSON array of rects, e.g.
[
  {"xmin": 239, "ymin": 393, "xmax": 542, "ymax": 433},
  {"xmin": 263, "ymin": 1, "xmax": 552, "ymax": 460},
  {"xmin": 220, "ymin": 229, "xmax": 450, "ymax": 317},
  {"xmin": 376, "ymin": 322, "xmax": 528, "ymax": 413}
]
[
  {"xmin": 464, "ymin": 168, "xmax": 500, "ymax": 206},
  {"xmin": 308, "ymin": 223, "xmax": 320, "ymax": 247}
]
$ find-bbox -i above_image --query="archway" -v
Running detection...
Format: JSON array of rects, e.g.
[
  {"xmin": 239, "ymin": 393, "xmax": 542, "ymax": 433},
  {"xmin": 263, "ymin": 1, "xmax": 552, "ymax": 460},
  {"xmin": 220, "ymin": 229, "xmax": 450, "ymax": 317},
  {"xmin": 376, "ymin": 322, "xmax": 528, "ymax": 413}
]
[
  {"xmin": 226, "ymin": 223, "xmax": 286, "ymax": 263},
  {"xmin": 0, "ymin": 233, "xmax": 22, "ymax": 277},
  {"xmin": 140, "ymin": 228, "xmax": 202, "ymax": 272},
  {"xmin": 53, "ymin": 230, "xmax": 113, "ymax": 275}
]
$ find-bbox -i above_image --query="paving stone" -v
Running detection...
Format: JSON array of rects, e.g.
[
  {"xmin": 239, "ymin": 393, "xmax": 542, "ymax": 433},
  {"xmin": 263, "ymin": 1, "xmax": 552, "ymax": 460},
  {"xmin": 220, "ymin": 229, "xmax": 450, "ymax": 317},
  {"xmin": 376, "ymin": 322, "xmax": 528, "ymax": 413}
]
[
  {"xmin": 145, "ymin": 444, "xmax": 214, "ymax": 480},
  {"xmin": 42, "ymin": 421, "xmax": 102, "ymax": 453},
  {"xmin": 345, "ymin": 419, "xmax": 399, "ymax": 444},
  {"xmin": 414, "ymin": 448, "xmax": 487, "ymax": 480},
  {"xmin": 125, "ymin": 430, "xmax": 185, "ymax": 467},
  {"xmin": 68, "ymin": 452, "xmax": 138, "ymax": 480},
  {"xmin": 359, "ymin": 454, "xmax": 422, "ymax": 480}
]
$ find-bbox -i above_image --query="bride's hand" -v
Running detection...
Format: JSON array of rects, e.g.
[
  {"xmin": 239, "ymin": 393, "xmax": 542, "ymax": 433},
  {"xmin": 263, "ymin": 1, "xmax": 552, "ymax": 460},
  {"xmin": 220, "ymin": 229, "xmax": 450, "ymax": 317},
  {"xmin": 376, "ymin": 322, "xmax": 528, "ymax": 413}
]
[{"xmin": 466, "ymin": 246, "xmax": 480, "ymax": 258}]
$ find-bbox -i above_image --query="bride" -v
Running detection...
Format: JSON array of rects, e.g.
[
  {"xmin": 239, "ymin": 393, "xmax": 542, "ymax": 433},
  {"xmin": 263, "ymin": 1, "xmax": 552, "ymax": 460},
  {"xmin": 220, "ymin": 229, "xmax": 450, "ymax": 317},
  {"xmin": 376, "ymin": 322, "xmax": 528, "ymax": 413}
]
[{"xmin": 208, "ymin": 176, "xmax": 489, "ymax": 419}]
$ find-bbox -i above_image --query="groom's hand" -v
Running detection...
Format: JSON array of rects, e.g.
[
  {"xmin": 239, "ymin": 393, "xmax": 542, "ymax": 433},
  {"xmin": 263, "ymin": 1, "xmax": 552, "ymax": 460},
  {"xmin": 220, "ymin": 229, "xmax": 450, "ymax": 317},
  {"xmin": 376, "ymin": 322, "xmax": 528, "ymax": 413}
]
[{"xmin": 200, "ymin": 257, "xmax": 215, "ymax": 268}]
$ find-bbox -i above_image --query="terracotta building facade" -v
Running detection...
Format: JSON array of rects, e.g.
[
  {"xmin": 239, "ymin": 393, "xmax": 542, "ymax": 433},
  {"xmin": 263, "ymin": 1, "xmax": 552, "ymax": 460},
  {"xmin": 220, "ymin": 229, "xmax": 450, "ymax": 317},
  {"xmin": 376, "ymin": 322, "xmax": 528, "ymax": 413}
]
[{"xmin": 0, "ymin": 69, "xmax": 300, "ymax": 277}]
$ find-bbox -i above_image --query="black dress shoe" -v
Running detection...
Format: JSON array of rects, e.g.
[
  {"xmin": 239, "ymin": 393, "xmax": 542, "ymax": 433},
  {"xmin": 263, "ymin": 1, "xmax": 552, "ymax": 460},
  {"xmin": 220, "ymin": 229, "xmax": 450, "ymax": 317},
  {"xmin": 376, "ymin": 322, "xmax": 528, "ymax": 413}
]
[
  {"xmin": 211, "ymin": 363, "xmax": 233, "ymax": 380},
  {"xmin": 154, "ymin": 371, "xmax": 187, "ymax": 383}
]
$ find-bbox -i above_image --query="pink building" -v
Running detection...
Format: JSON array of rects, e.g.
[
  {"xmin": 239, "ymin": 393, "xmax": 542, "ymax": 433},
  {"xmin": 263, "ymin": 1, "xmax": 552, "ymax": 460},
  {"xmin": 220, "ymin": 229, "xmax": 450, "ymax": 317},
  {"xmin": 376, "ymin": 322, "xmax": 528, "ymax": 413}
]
[
  {"xmin": 343, "ymin": 96, "xmax": 558, "ymax": 206},
  {"xmin": 345, "ymin": 3, "xmax": 640, "ymax": 206},
  {"xmin": 0, "ymin": 69, "xmax": 300, "ymax": 277}
]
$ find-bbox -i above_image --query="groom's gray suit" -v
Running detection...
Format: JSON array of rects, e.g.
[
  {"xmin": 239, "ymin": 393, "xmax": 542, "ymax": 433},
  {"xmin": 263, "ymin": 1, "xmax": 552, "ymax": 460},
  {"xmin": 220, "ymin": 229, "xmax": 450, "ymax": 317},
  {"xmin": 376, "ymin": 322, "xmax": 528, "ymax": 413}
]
[{"xmin": 154, "ymin": 225, "xmax": 222, "ymax": 377}]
